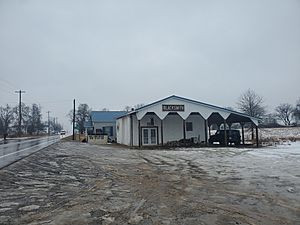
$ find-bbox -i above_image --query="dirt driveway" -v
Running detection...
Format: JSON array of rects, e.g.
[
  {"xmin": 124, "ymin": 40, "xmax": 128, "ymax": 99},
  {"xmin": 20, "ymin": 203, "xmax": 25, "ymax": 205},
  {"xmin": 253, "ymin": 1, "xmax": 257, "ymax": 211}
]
[{"xmin": 0, "ymin": 141, "xmax": 299, "ymax": 225}]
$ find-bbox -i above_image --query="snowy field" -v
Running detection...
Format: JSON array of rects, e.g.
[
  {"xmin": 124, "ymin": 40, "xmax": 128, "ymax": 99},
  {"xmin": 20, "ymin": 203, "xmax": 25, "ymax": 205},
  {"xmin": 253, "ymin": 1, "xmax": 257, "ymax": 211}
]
[{"xmin": 259, "ymin": 127, "xmax": 300, "ymax": 141}]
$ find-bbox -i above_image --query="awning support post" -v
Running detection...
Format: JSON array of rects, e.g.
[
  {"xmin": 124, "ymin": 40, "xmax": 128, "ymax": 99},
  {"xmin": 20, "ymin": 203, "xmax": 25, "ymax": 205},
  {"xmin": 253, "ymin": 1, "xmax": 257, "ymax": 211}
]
[
  {"xmin": 130, "ymin": 114, "xmax": 133, "ymax": 147},
  {"xmin": 241, "ymin": 122, "xmax": 245, "ymax": 146},
  {"xmin": 224, "ymin": 119, "xmax": 227, "ymax": 146},
  {"xmin": 251, "ymin": 123, "xmax": 254, "ymax": 142},
  {"xmin": 256, "ymin": 125, "xmax": 259, "ymax": 148},
  {"xmin": 204, "ymin": 119, "xmax": 208, "ymax": 146},
  {"xmin": 161, "ymin": 119, "xmax": 164, "ymax": 146},
  {"xmin": 138, "ymin": 120, "xmax": 141, "ymax": 147},
  {"xmin": 183, "ymin": 119, "xmax": 186, "ymax": 140}
]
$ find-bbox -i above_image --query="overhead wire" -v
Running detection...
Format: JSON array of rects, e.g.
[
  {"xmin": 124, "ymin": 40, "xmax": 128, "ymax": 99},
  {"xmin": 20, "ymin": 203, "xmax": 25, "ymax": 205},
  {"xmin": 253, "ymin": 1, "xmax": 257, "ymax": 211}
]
[
  {"xmin": 0, "ymin": 78, "xmax": 74, "ymax": 127},
  {"xmin": 0, "ymin": 80, "xmax": 18, "ymax": 97},
  {"xmin": 0, "ymin": 78, "xmax": 74, "ymax": 107},
  {"xmin": 0, "ymin": 78, "xmax": 41, "ymax": 105}
]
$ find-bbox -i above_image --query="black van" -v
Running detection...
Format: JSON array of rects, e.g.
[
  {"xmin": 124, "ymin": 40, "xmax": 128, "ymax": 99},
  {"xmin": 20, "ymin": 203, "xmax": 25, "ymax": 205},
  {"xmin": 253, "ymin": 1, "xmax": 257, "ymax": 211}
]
[{"xmin": 209, "ymin": 130, "xmax": 241, "ymax": 146}]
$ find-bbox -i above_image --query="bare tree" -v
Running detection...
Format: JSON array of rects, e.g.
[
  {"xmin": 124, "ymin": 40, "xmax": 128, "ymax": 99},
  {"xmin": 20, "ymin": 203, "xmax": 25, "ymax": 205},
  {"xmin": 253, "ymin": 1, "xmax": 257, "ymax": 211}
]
[
  {"xmin": 124, "ymin": 106, "xmax": 131, "ymax": 112},
  {"xmin": 123, "ymin": 104, "xmax": 144, "ymax": 111},
  {"xmin": 27, "ymin": 104, "xmax": 44, "ymax": 135},
  {"xmin": 0, "ymin": 104, "xmax": 15, "ymax": 140},
  {"xmin": 13, "ymin": 103, "xmax": 30, "ymax": 134},
  {"xmin": 237, "ymin": 89, "xmax": 266, "ymax": 118},
  {"xmin": 0, "ymin": 117, "xmax": 3, "ymax": 137},
  {"xmin": 134, "ymin": 103, "xmax": 145, "ymax": 110},
  {"xmin": 68, "ymin": 103, "xmax": 91, "ymax": 134},
  {"xmin": 237, "ymin": 89, "xmax": 266, "ymax": 140},
  {"xmin": 275, "ymin": 103, "xmax": 294, "ymax": 126},
  {"xmin": 293, "ymin": 98, "xmax": 300, "ymax": 125}
]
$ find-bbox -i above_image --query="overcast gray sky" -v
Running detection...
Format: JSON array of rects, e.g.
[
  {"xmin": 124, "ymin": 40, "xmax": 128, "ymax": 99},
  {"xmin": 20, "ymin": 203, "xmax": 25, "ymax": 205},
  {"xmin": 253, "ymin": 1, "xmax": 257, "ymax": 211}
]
[{"xmin": 0, "ymin": 0, "xmax": 299, "ymax": 130}]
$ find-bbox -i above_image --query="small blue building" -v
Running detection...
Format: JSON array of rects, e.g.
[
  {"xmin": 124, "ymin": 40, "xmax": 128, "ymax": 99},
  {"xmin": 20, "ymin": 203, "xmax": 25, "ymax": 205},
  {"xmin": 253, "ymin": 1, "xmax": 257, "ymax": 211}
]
[{"xmin": 85, "ymin": 111, "xmax": 126, "ymax": 142}]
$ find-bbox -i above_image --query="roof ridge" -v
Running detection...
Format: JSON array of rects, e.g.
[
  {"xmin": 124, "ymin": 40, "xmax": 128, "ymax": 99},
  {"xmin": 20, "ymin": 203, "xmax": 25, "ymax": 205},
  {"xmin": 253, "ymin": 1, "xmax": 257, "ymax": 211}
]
[
  {"xmin": 91, "ymin": 110, "xmax": 126, "ymax": 112},
  {"xmin": 132, "ymin": 95, "xmax": 260, "ymax": 120}
]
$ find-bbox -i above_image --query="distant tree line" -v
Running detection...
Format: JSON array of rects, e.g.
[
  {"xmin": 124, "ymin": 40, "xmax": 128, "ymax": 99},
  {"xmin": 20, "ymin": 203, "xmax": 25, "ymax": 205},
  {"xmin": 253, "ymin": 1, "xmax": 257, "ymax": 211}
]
[
  {"xmin": 237, "ymin": 89, "xmax": 300, "ymax": 127},
  {"xmin": 0, "ymin": 103, "xmax": 63, "ymax": 140}
]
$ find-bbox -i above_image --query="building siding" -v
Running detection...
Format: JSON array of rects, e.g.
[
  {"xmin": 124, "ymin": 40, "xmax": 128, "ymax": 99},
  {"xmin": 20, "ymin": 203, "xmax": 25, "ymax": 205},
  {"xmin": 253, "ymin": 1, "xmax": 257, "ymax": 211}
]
[{"xmin": 185, "ymin": 114, "xmax": 205, "ymax": 142}]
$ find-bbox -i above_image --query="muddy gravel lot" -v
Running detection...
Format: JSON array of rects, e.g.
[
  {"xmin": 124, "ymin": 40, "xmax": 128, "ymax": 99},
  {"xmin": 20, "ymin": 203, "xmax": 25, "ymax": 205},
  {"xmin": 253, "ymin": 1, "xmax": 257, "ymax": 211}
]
[{"xmin": 0, "ymin": 141, "xmax": 299, "ymax": 225}]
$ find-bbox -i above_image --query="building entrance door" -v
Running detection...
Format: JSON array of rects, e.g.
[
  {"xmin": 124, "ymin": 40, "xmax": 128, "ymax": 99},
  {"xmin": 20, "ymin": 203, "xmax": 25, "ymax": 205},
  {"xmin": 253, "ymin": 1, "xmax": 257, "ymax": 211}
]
[{"xmin": 142, "ymin": 127, "xmax": 157, "ymax": 145}]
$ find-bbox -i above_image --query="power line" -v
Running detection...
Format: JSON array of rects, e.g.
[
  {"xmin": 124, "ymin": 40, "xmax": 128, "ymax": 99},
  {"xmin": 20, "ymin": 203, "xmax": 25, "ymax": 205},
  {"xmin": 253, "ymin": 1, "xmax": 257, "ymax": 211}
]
[
  {"xmin": 0, "ymin": 78, "xmax": 17, "ymax": 90},
  {"xmin": 0, "ymin": 88, "xmax": 16, "ymax": 97},
  {"xmin": 0, "ymin": 79, "xmax": 40, "ymax": 106},
  {"xmin": 23, "ymin": 99, "xmax": 72, "ymax": 104},
  {"xmin": 0, "ymin": 101, "xmax": 17, "ymax": 104},
  {"xmin": 0, "ymin": 78, "xmax": 73, "ymax": 106}
]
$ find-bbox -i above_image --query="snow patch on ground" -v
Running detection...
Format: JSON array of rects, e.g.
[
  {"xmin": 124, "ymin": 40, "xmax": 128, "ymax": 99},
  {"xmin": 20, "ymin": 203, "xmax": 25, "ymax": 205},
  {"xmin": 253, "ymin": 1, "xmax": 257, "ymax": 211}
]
[{"xmin": 260, "ymin": 127, "xmax": 300, "ymax": 140}]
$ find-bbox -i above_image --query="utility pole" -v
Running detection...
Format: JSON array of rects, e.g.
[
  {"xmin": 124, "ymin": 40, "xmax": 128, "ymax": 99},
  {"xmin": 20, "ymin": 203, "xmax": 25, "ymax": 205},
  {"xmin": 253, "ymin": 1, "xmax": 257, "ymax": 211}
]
[
  {"xmin": 73, "ymin": 99, "xmax": 75, "ymax": 140},
  {"xmin": 47, "ymin": 111, "xmax": 50, "ymax": 135},
  {"xmin": 15, "ymin": 90, "xmax": 25, "ymax": 137},
  {"xmin": 55, "ymin": 117, "xmax": 58, "ymax": 133}
]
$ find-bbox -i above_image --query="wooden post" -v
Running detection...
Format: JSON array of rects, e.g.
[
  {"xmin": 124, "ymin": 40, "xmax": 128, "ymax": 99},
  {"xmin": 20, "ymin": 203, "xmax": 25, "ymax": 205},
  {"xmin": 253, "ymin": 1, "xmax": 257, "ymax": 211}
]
[
  {"xmin": 138, "ymin": 120, "xmax": 141, "ymax": 147},
  {"xmin": 241, "ymin": 123, "xmax": 245, "ymax": 146},
  {"xmin": 130, "ymin": 114, "xmax": 133, "ymax": 147},
  {"xmin": 161, "ymin": 119, "xmax": 164, "ymax": 146},
  {"xmin": 228, "ymin": 123, "xmax": 232, "ymax": 146},
  {"xmin": 72, "ymin": 99, "xmax": 75, "ymax": 140},
  {"xmin": 251, "ymin": 123, "xmax": 254, "ymax": 142},
  {"xmin": 224, "ymin": 120, "xmax": 227, "ymax": 146},
  {"xmin": 183, "ymin": 119, "xmax": 186, "ymax": 140},
  {"xmin": 204, "ymin": 119, "xmax": 208, "ymax": 145},
  {"xmin": 256, "ymin": 125, "xmax": 259, "ymax": 148}
]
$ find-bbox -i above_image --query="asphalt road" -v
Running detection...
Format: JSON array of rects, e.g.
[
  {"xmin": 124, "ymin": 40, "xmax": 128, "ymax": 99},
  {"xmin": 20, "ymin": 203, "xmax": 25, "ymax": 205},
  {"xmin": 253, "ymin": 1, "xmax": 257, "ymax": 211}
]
[{"xmin": 0, "ymin": 136, "xmax": 60, "ymax": 169}]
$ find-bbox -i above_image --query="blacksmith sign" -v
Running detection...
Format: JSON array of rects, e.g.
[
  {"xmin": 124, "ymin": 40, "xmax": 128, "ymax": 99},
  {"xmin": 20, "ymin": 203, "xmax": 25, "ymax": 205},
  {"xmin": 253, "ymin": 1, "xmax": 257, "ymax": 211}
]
[{"xmin": 162, "ymin": 104, "xmax": 185, "ymax": 112}]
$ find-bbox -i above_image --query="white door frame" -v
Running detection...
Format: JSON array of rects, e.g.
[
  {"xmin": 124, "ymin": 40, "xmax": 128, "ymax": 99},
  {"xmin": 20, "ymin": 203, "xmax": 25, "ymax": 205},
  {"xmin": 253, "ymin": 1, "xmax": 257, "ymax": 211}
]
[{"xmin": 141, "ymin": 127, "xmax": 158, "ymax": 146}]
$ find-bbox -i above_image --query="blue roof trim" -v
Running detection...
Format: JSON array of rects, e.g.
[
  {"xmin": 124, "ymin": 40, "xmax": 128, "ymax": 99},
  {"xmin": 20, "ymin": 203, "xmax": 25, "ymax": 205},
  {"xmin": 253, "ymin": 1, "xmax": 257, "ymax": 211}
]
[
  {"xmin": 118, "ymin": 95, "xmax": 260, "ymax": 121},
  {"xmin": 91, "ymin": 111, "xmax": 127, "ymax": 122}
]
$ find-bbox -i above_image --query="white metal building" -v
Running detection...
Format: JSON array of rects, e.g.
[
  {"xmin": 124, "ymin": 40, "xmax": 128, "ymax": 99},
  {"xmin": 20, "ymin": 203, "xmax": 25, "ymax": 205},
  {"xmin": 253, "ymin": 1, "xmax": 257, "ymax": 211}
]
[{"xmin": 116, "ymin": 95, "xmax": 260, "ymax": 147}]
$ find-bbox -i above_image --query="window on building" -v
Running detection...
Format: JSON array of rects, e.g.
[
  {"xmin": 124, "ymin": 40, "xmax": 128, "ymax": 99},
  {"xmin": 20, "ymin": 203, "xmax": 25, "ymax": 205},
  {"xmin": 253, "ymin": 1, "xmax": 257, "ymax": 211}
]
[
  {"xmin": 147, "ymin": 118, "xmax": 154, "ymax": 126},
  {"xmin": 103, "ymin": 126, "xmax": 113, "ymax": 136},
  {"xmin": 143, "ymin": 129, "xmax": 149, "ymax": 144},
  {"xmin": 150, "ymin": 118, "xmax": 154, "ymax": 125},
  {"xmin": 95, "ymin": 129, "xmax": 102, "ymax": 134},
  {"xmin": 150, "ymin": 129, "xmax": 156, "ymax": 144},
  {"xmin": 186, "ymin": 122, "xmax": 193, "ymax": 131}
]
